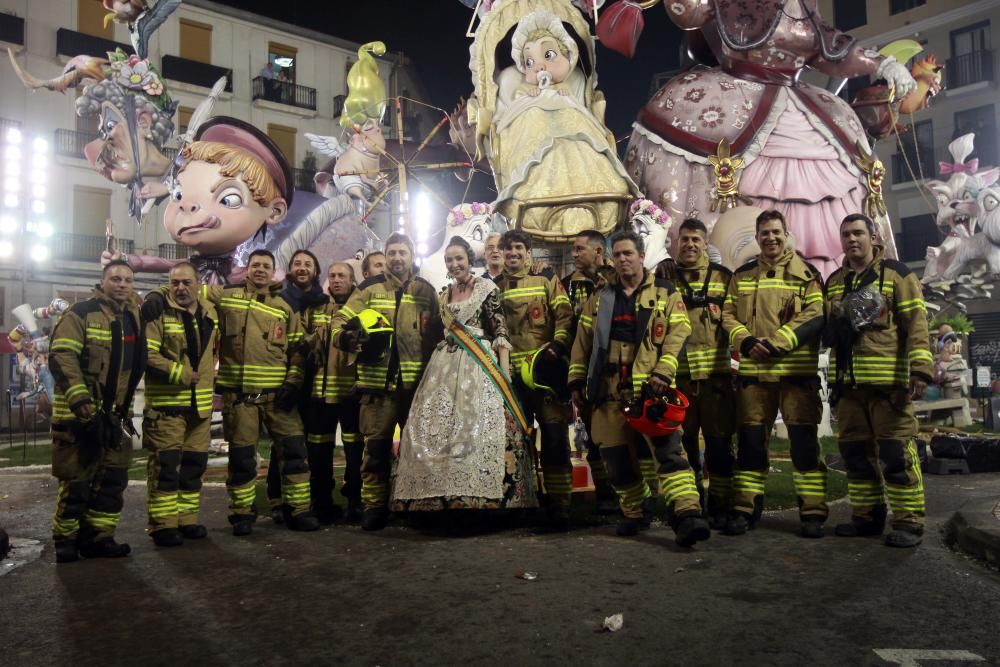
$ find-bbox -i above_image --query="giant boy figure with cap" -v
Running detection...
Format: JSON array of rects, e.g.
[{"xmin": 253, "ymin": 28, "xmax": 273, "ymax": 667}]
[{"xmin": 143, "ymin": 117, "xmax": 318, "ymax": 535}]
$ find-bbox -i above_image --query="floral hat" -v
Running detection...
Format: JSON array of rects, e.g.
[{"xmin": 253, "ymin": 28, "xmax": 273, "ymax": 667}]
[
  {"xmin": 107, "ymin": 48, "xmax": 172, "ymax": 110},
  {"xmin": 629, "ymin": 198, "xmax": 671, "ymax": 226}
]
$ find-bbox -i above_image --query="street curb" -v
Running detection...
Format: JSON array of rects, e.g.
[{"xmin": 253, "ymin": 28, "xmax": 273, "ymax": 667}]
[{"xmin": 943, "ymin": 498, "xmax": 1000, "ymax": 567}]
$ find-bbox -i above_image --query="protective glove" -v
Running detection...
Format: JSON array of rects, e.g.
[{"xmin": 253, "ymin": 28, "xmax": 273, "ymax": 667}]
[{"xmin": 275, "ymin": 382, "xmax": 299, "ymax": 411}]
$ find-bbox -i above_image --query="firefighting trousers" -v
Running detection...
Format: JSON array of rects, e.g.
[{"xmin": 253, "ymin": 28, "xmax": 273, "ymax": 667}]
[
  {"xmin": 835, "ymin": 385, "xmax": 925, "ymax": 529},
  {"xmin": 676, "ymin": 374, "xmax": 737, "ymax": 514},
  {"xmin": 358, "ymin": 388, "xmax": 414, "ymax": 511},
  {"xmin": 514, "ymin": 376, "xmax": 572, "ymax": 509},
  {"xmin": 50, "ymin": 422, "xmax": 131, "ymax": 543},
  {"xmin": 579, "ymin": 404, "xmax": 615, "ymax": 502},
  {"xmin": 142, "ymin": 408, "xmax": 210, "ymax": 532},
  {"xmin": 734, "ymin": 378, "xmax": 827, "ymax": 521},
  {"xmin": 588, "ymin": 396, "xmax": 701, "ymax": 522},
  {"xmin": 303, "ymin": 398, "xmax": 361, "ymax": 512},
  {"xmin": 221, "ymin": 392, "xmax": 309, "ymax": 520}
]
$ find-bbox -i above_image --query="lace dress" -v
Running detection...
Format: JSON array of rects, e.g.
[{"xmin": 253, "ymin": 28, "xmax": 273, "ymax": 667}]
[{"xmin": 391, "ymin": 277, "xmax": 538, "ymax": 511}]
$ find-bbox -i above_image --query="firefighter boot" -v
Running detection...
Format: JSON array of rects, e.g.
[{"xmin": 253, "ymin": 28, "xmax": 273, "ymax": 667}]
[
  {"xmin": 54, "ymin": 539, "xmax": 79, "ymax": 564},
  {"xmin": 179, "ymin": 524, "xmax": 208, "ymax": 539},
  {"xmin": 885, "ymin": 525, "xmax": 923, "ymax": 548},
  {"xmin": 151, "ymin": 528, "xmax": 184, "ymax": 547},
  {"xmin": 675, "ymin": 513, "xmax": 711, "ymax": 547},
  {"xmin": 800, "ymin": 517, "xmax": 825, "ymax": 539},
  {"xmin": 835, "ymin": 503, "xmax": 887, "ymax": 537}
]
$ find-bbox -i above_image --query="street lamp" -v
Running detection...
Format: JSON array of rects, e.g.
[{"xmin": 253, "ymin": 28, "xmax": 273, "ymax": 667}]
[{"xmin": 2, "ymin": 127, "xmax": 52, "ymax": 303}]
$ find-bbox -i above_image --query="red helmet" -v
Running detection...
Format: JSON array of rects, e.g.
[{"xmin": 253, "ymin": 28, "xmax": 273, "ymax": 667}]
[{"xmin": 622, "ymin": 387, "xmax": 689, "ymax": 437}]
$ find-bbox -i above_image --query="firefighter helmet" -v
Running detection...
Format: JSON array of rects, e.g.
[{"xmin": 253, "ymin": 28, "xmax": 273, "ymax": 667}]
[
  {"xmin": 519, "ymin": 347, "xmax": 569, "ymax": 399},
  {"xmin": 348, "ymin": 308, "xmax": 393, "ymax": 364},
  {"xmin": 621, "ymin": 386, "xmax": 689, "ymax": 437}
]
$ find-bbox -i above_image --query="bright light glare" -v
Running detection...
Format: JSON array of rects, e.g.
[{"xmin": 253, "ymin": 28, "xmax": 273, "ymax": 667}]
[
  {"xmin": 0, "ymin": 214, "xmax": 18, "ymax": 234},
  {"xmin": 3, "ymin": 193, "xmax": 17, "ymax": 208},
  {"xmin": 30, "ymin": 170, "xmax": 45, "ymax": 184},
  {"xmin": 32, "ymin": 137, "xmax": 48, "ymax": 153},
  {"xmin": 35, "ymin": 221, "xmax": 53, "ymax": 238},
  {"xmin": 5, "ymin": 128, "xmax": 22, "ymax": 145},
  {"xmin": 0, "ymin": 240, "xmax": 13, "ymax": 258},
  {"xmin": 416, "ymin": 242, "xmax": 428, "ymax": 255},
  {"xmin": 414, "ymin": 192, "xmax": 432, "ymax": 242},
  {"xmin": 31, "ymin": 200, "xmax": 45, "ymax": 215},
  {"xmin": 4, "ymin": 178, "xmax": 20, "ymax": 193},
  {"xmin": 30, "ymin": 244, "xmax": 49, "ymax": 262},
  {"xmin": 31, "ymin": 185, "xmax": 45, "ymax": 199},
  {"xmin": 33, "ymin": 155, "xmax": 47, "ymax": 169},
  {"xmin": 4, "ymin": 161, "xmax": 20, "ymax": 176},
  {"xmin": 4, "ymin": 145, "xmax": 20, "ymax": 161}
]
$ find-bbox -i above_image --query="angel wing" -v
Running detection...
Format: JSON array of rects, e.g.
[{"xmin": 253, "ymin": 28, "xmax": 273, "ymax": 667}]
[
  {"xmin": 305, "ymin": 133, "xmax": 348, "ymax": 158},
  {"xmin": 132, "ymin": 0, "xmax": 182, "ymax": 59},
  {"xmin": 176, "ymin": 77, "xmax": 227, "ymax": 146},
  {"xmin": 8, "ymin": 49, "xmax": 107, "ymax": 93}
]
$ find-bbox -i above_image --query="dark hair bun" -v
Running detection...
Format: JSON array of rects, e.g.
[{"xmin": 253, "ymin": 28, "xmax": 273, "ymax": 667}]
[{"xmin": 446, "ymin": 235, "xmax": 473, "ymax": 260}]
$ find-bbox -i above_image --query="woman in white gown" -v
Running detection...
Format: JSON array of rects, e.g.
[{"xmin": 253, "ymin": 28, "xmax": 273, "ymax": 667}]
[{"xmin": 392, "ymin": 237, "xmax": 538, "ymax": 511}]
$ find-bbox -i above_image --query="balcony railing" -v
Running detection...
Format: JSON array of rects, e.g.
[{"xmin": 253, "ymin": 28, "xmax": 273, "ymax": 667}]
[
  {"xmin": 0, "ymin": 12, "xmax": 25, "ymax": 46},
  {"xmin": 52, "ymin": 234, "xmax": 134, "ymax": 262},
  {"xmin": 892, "ymin": 148, "xmax": 935, "ymax": 184},
  {"xmin": 56, "ymin": 28, "xmax": 129, "ymax": 59},
  {"xmin": 252, "ymin": 77, "xmax": 316, "ymax": 111},
  {"xmin": 292, "ymin": 168, "xmax": 316, "ymax": 192},
  {"xmin": 157, "ymin": 243, "xmax": 190, "ymax": 260},
  {"xmin": 947, "ymin": 49, "xmax": 994, "ymax": 89},
  {"xmin": 54, "ymin": 128, "xmax": 98, "ymax": 159},
  {"xmin": 161, "ymin": 54, "xmax": 233, "ymax": 92},
  {"xmin": 0, "ymin": 117, "xmax": 21, "ymax": 139}
]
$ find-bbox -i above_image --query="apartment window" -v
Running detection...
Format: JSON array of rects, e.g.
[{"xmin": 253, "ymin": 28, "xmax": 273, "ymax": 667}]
[
  {"xmin": 78, "ymin": 0, "xmax": 112, "ymax": 39},
  {"xmin": 73, "ymin": 185, "xmax": 111, "ymax": 236},
  {"xmin": 833, "ymin": 0, "xmax": 866, "ymax": 32},
  {"xmin": 75, "ymin": 89, "xmax": 98, "ymax": 134},
  {"xmin": 949, "ymin": 21, "xmax": 993, "ymax": 88},
  {"xmin": 893, "ymin": 120, "xmax": 934, "ymax": 183},
  {"xmin": 954, "ymin": 105, "xmax": 997, "ymax": 167},
  {"xmin": 899, "ymin": 214, "xmax": 939, "ymax": 263},
  {"xmin": 267, "ymin": 123, "xmax": 296, "ymax": 165},
  {"xmin": 268, "ymin": 42, "xmax": 298, "ymax": 84},
  {"xmin": 180, "ymin": 18, "xmax": 212, "ymax": 64},
  {"xmin": 890, "ymin": 0, "xmax": 926, "ymax": 15},
  {"xmin": 177, "ymin": 106, "xmax": 194, "ymax": 135}
]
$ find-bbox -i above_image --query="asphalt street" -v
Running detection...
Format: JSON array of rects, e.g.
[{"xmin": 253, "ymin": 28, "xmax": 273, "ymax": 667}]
[{"xmin": 1, "ymin": 470, "xmax": 998, "ymax": 667}]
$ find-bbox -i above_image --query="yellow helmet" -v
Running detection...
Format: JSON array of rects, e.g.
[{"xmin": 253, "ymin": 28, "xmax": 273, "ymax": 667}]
[
  {"xmin": 519, "ymin": 348, "xmax": 569, "ymax": 399},
  {"xmin": 349, "ymin": 308, "xmax": 393, "ymax": 363}
]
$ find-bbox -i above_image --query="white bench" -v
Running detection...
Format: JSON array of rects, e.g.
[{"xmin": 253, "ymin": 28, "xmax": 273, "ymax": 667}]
[{"xmin": 913, "ymin": 398, "xmax": 972, "ymax": 428}]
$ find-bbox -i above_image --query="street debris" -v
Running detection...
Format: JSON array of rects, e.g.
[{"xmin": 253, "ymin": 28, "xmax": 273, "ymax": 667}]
[
  {"xmin": 517, "ymin": 571, "xmax": 538, "ymax": 580},
  {"xmin": 602, "ymin": 613, "xmax": 623, "ymax": 632}
]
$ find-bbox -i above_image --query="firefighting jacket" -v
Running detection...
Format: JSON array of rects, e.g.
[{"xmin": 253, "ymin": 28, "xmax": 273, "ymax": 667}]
[
  {"xmin": 144, "ymin": 292, "xmax": 218, "ymax": 418},
  {"xmin": 49, "ymin": 288, "xmax": 146, "ymax": 424},
  {"xmin": 569, "ymin": 270, "xmax": 692, "ymax": 401},
  {"xmin": 825, "ymin": 247, "xmax": 934, "ymax": 387},
  {"xmin": 330, "ymin": 271, "xmax": 441, "ymax": 393},
  {"xmin": 562, "ymin": 264, "xmax": 616, "ymax": 341},
  {"xmin": 195, "ymin": 282, "xmax": 305, "ymax": 393},
  {"xmin": 722, "ymin": 248, "xmax": 824, "ymax": 381},
  {"xmin": 308, "ymin": 288, "xmax": 357, "ymax": 403},
  {"xmin": 497, "ymin": 265, "xmax": 574, "ymax": 367},
  {"xmin": 656, "ymin": 254, "xmax": 733, "ymax": 380}
]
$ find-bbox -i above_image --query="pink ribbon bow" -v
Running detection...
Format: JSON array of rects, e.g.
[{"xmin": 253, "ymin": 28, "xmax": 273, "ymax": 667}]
[{"xmin": 939, "ymin": 159, "xmax": 979, "ymax": 175}]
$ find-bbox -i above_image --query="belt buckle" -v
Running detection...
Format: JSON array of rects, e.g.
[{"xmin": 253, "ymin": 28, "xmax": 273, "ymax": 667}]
[{"xmin": 242, "ymin": 392, "xmax": 263, "ymax": 404}]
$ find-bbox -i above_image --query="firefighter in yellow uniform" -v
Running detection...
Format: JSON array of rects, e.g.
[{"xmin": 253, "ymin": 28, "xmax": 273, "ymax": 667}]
[
  {"xmin": 49, "ymin": 260, "xmax": 145, "ymax": 562},
  {"xmin": 305, "ymin": 261, "xmax": 364, "ymax": 523},
  {"xmin": 143, "ymin": 262, "xmax": 217, "ymax": 547},
  {"xmin": 146, "ymin": 249, "xmax": 317, "ymax": 535},
  {"xmin": 329, "ymin": 233, "xmax": 441, "ymax": 531},
  {"xmin": 570, "ymin": 231, "xmax": 709, "ymax": 546},
  {"xmin": 825, "ymin": 214, "xmax": 932, "ymax": 548},
  {"xmin": 562, "ymin": 230, "xmax": 619, "ymax": 513},
  {"xmin": 497, "ymin": 230, "xmax": 575, "ymax": 529},
  {"xmin": 655, "ymin": 218, "xmax": 736, "ymax": 528},
  {"xmin": 722, "ymin": 210, "xmax": 827, "ymax": 538}
]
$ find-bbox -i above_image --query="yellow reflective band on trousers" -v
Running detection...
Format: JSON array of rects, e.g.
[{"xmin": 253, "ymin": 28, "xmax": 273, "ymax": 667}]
[
  {"xmin": 792, "ymin": 470, "xmax": 827, "ymax": 498},
  {"xmin": 848, "ymin": 480, "xmax": 885, "ymax": 506},
  {"xmin": 659, "ymin": 471, "xmax": 700, "ymax": 504},
  {"xmin": 282, "ymin": 480, "xmax": 311, "ymax": 511},
  {"xmin": 52, "ymin": 483, "xmax": 79, "ymax": 538},
  {"xmin": 177, "ymin": 491, "xmax": 201, "ymax": 517},
  {"xmin": 638, "ymin": 456, "xmax": 659, "ymax": 497},
  {"xmin": 84, "ymin": 508, "xmax": 120, "ymax": 531},
  {"xmin": 734, "ymin": 470, "xmax": 766, "ymax": 495},
  {"xmin": 614, "ymin": 478, "xmax": 652, "ymax": 516},
  {"xmin": 229, "ymin": 483, "xmax": 256, "ymax": 509}
]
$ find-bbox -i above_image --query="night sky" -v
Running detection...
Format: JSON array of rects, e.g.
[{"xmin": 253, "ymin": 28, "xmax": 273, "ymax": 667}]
[{"xmin": 214, "ymin": 0, "xmax": 683, "ymax": 139}]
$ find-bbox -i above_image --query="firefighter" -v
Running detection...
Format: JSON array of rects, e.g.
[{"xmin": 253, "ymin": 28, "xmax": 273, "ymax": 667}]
[
  {"xmin": 361, "ymin": 251, "xmax": 386, "ymax": 280},
  {"xmin": 497, "ymin": 230, "xmax": 575, "ymax": 530},
  {"xmin": 569, "ymin": 230, "xmax": 709, "ymax": 545},
  {"xmin": 655, "ymin": 218, "xmax": 736, "ymax": 528},
  {"xmin": 329, "ymin": 233, "xmax": 441, "ymax": 531},
  {"xmin": 562, "ymin": 230, "xmax": 619, "ymax": 513},
  {"xmin": 306, "ymin": 261, "xmax": 364, "ymax": 523},
  {"xmin": 265, "ymin": 249, "xmax": 328, "ymax": 524},
  {"xmin": 145, "ymin": 250, "xmax": 317, "ymax": 535},
  {"xmin": 49, "ymin": 259, "xmax": 146, "ymax": 562},
  {"xmin": 142, "ymin": 261, "xmax": 217, "ymax": 547},
  {"xmin": 722, "ymin": 210, "xmax": 827, "ymax": 538},
  {"xmin": 825, "ymin": 214, "xmax": 932, "ymax": 548}
]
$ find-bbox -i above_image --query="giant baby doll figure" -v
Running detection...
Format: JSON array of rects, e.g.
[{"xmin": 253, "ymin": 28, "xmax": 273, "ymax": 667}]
[
  {"xmin": 619, "ymin": 0, "xmax": 917, "ymax": 276},
  {"xmin": 112, "ymin": 117, "xmax": 293, "ymax": 284}
]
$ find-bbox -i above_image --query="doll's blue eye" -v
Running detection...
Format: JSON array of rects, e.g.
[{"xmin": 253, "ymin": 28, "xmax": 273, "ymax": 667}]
[
  {"xmin": 545, "ymin": 50, "xmax": 556, "ymax": 60},
  {"xmin": 525, "ymin": 58, "xmax": 534, "ymax": 68},
  {"xmin": 170, "ymin": 187, "xmax": 182, "ymax": 202},
  {"xmin": 221, "ymin": 193, "xmax": 243, "ymax": 208}
]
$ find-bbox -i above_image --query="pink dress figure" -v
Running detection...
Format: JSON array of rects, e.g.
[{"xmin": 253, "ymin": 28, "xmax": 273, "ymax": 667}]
[{"xmin": 625, "ymin": 0, "xmax": 915, "ymax": 277}]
